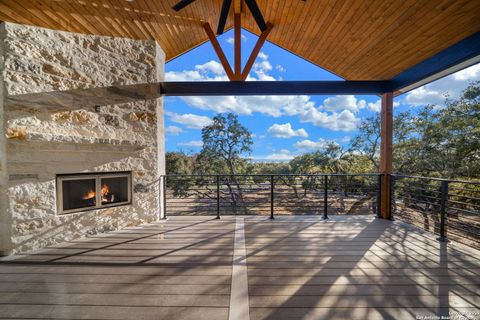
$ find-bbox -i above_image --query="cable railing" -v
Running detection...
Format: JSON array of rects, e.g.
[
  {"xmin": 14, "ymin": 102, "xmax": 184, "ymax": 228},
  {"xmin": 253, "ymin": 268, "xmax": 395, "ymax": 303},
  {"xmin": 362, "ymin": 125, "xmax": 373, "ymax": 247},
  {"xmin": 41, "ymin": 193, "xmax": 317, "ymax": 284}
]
[
  {"xmin": 162, "ymin": 174, "xmax": 380, "ymax": 218},
  {"xmin": 391, "ymin": 174, "xmax": 480, "ymax": 249},
  {"xmin": 160, "ymin": 173, "xmax": 480, "ymax": 249}
]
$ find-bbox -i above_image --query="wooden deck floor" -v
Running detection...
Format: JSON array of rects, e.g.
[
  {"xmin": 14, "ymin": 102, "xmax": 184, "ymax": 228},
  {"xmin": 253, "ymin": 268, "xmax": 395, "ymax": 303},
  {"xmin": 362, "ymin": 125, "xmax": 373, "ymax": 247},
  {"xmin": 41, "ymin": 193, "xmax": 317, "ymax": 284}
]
[{"xmin": 0, "ymin": 215, "xmax": 479, "ymax": 320}]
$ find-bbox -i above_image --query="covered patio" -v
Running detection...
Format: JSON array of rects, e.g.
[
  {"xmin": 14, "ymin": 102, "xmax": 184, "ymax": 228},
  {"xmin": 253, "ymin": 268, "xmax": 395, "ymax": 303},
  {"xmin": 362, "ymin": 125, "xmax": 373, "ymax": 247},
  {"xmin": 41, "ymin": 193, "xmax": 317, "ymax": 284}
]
[
  {"xmin": 0, "ymin": 0, "xmax": 480, "ymax": 319},
  {"xmin": 1, "ymin": 215, "xmax": 479, "ymax": 319}
]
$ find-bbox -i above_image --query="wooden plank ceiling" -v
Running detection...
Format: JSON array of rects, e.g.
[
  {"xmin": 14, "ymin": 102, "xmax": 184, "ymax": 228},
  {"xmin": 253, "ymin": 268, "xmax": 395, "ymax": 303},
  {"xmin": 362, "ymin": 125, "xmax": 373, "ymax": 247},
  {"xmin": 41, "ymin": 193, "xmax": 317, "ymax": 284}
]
[{"xmin": 0, "ymin": 0, "xmax": 479, "ymax": 80}]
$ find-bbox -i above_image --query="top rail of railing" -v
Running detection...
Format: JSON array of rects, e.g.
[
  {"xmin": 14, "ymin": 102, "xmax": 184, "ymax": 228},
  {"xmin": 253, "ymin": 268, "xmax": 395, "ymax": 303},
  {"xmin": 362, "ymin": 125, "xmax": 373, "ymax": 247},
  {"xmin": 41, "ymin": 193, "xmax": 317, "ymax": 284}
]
[
  {"xmin": 163, "ymin": 173, "xmax": 480, "ymax": 185},
  {"xmin": 392, "ymin": 174, "xmax": 480, "ymax": 185},
  {"xmin": 164, "ymin": 173, "xmax": 380, "ymax": 177}
]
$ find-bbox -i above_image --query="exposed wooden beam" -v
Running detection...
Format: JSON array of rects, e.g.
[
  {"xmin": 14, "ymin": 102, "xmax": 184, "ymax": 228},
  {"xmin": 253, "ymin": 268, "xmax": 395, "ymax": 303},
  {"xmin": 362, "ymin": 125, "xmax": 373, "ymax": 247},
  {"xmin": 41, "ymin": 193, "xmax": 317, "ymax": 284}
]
[
  {"xmin": 160, "ymin": 81, "xmax": 391, "ymax": 96},
  {"xmin": 380, "ymin": 92, "xmax": 393, "ymax": 219},
  {"xmin": 172, "ymin": 0, "xmax": 197, "ymax": 11},
  {"xmin": 234, "ymin": 13, "xmax": 242, "ymax": 78},
  {"xmin": 203, "ymin": 22, "xmax": 235, "ymax": 81},
  {"xmin": 6, "ymin": 81, "xmax": 392, "ymax": 108},
  {"xmin": 243, "ymin": 0, "xmax": 267, "ymax": 31},
  {"xmin": 241, "ymin": 22, "xmax": 273, "ymax": 80},
  {"xmin": 217, "ymin": 0, "xmax": 233, "ymax": 35}
]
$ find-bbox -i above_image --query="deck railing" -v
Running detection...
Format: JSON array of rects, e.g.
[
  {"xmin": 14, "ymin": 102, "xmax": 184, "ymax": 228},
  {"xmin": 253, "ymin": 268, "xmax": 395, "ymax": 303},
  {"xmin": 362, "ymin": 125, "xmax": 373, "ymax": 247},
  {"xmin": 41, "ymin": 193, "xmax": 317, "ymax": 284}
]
[
  {"xmin": 391, "ymin": 174, "xmax": 480, "ymax": 249},
  {"xmin": 161, "ymin": 173, "xmax": 480, "ymax": 248},
  {"xmin": 163, "ymin": 174, "xmax": 380, "ymax": 218}
]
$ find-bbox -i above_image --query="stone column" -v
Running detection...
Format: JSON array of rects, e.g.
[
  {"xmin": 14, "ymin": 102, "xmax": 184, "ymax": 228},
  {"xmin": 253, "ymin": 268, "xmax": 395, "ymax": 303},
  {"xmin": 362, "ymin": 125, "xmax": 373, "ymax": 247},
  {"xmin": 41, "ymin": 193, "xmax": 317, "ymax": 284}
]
[{"xmin": 0, "ymin": 22, "xmax": 167, "ymax": 254}]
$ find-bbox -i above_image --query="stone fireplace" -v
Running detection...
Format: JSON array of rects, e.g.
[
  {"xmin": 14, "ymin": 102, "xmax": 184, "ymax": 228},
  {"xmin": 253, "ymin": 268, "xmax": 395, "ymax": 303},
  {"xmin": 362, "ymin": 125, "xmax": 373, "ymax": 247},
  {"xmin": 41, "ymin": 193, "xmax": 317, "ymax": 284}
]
[{"xmin": 0, "ymin": 23, "xmax": 166, "ymax": 255}]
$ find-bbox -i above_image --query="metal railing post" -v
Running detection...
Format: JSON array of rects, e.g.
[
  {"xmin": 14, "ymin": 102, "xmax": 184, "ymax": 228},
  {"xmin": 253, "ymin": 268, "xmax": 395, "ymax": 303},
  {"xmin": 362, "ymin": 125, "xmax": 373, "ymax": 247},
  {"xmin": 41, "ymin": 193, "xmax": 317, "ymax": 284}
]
[
  {"xmin": 162, "ymin": 175, "xmax": 167, "ymax": 219},
  {"xmin": 388, "ymin": 174, "xmax": 395, "ymax": 220},
  {"xmin": 270, "ymin": 175, "xmax": 274, "ymax": 219},
  {"xmin": 216, "ymin": 175, "xmax": 221, "ymax": 219},
  {"xmin": 376, "ymin": 174, "xmax": 382, "ymax": 218},
  {"xmin": 438, "ymin": 180, "xmax": 449, "ymax": 242},
  {"xmin": 323, "ymin": 175, "xmax": 328, "ymax": 219}
]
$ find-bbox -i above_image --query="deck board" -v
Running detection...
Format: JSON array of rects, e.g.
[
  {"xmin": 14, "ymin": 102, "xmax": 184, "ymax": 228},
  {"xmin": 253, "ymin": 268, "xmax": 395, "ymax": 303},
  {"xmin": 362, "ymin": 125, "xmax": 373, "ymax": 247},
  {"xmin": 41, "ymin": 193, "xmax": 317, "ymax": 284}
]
[
  {"xmin": 244, "ymin": 216, "xmax": 480, "ymax": 320},
  {"xmin": 1, "ymin": 215, "xmax": 479, "ymax": 320}
]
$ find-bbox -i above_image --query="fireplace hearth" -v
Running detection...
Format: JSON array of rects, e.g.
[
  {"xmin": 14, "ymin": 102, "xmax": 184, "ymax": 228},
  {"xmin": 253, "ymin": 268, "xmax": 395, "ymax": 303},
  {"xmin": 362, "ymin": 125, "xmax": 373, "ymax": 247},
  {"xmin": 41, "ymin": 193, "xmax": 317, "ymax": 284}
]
[{"xmin": 57, "ymin": 172, "xmax": 132, "ymax": 214}]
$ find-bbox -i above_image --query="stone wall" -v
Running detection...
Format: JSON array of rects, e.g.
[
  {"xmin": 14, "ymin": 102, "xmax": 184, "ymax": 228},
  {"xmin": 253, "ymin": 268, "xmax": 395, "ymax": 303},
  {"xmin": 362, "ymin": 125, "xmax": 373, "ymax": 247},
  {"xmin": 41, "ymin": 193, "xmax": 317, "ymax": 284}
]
[{"xmin": 0, "ymin": 23, "xmax": 165, "ymax": 255}]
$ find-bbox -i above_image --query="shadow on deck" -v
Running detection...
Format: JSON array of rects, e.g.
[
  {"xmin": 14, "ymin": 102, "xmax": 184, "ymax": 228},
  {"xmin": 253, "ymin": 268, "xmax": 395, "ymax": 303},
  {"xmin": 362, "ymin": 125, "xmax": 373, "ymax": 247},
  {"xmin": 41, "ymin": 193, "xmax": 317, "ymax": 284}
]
[{"xmin": 0, "ymin": 216, "xmax": 479, "ymax": 319}]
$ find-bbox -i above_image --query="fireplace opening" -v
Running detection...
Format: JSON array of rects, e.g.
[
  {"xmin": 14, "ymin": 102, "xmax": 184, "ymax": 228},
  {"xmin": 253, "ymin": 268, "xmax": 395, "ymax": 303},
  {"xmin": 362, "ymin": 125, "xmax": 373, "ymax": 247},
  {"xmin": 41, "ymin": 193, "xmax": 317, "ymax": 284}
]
[
  {"xmin": 57, "ymin": 172, "xmax": 132, "ymax": 214},
  {"xmin": 100, "ymin": 176, "xmax": 129, "ymax": 205}
]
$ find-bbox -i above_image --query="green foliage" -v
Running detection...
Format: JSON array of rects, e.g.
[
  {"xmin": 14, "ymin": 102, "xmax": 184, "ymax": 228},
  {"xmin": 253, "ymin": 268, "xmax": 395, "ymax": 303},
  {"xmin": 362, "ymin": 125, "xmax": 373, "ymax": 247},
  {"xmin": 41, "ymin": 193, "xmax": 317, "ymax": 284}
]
[
  {"xmin": 350, "ymin": 81, "xmax": 480, "ymax": 180},
  {"xmin": 165, "ymin": 152, "xmax": 195, "ymax": 197},
  {"xmin": 199, "ymin": 113, "xmax": 253, "ymax": 175},
  {"xmin": 166, "ymin": 152, "xmax": 194, "ymax": 175}
]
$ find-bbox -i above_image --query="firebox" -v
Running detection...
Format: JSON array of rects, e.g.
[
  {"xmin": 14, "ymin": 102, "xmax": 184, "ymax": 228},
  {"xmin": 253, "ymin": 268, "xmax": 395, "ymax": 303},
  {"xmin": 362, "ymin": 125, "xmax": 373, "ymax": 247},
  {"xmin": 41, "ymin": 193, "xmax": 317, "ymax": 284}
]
[{"xmin": 56, "ymin": 172, "xmax": 132, "ymax": 214}]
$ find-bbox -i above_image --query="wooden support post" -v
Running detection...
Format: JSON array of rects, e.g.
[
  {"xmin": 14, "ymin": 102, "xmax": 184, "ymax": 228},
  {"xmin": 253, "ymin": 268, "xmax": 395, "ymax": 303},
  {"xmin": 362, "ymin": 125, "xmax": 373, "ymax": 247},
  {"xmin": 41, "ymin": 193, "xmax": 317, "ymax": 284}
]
[
  {"xmin": 234, "ymin": 13, "xmax": 242, "ymax": 79},
  {"xmin": 203, "ymin": 23, "xmax": 235, "ymax": 81},
  {"xmin": 380, "ymin": 92, "xmax": 393, "ymax": 219},
  {"xmin": 240, "ymin": 22, "xmax": 273, "ymax": 80}
]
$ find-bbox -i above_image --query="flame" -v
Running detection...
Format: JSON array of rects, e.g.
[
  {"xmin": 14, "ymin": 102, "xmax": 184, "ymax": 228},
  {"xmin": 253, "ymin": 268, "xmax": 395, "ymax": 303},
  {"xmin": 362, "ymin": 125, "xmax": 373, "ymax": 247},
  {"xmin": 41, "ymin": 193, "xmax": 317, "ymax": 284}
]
[
  {"xmin": 101, "ymin": 184, "xmax": 110, "ymax": 196},
  {"xmin": 82, "ymin": 189, "xmax": 96, "ymax": 200},
  {"xmin": 82, "ymin": 184, "xmax": 114, "ymax": 202}
]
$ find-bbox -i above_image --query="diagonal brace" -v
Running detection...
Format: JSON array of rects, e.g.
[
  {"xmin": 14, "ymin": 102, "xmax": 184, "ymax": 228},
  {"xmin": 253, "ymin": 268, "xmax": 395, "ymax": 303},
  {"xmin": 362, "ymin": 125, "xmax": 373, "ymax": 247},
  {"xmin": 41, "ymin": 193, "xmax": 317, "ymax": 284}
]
[
  {"xmin": 241, "ymin": 22, "xmax": 273, "ymax": 80},
  {"xmin": 203, "ymin": 22, "xmax": 236, "ymax": 81}
]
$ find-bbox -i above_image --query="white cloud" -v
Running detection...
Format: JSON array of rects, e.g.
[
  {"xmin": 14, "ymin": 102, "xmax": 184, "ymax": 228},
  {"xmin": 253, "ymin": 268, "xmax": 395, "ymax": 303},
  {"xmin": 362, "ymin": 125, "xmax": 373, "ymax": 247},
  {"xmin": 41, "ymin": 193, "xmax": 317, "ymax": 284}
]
[
  {"xmin": 275, "ymin": 65, "xmax": 286, "ymax": 72},
  {"xmin": 265, "ymin": 149, "xmax": 294, "ymax": 161},
  {"xmin": 195, "ymin": 60, "xmax": 225, "ymax": 75},
  {"xmin": 254, "ymin": 60, "xmax": 272, "ymax": 72},
  {"xmin": 166, "ymin": 112, "xmax": 212, "ymax": 129},
  {"xmin": 323, "ymin": 95, "xmax": 366, "ymax": 113},
  {"xmin": 294, "ymin": 138, "xmax": 338, "ymax": 150},
  {"xmin": 226, "ymin": 34, "xmax": 247, "ymax": 44},
  {"xmin": 165, "ymin": 125, "xmax": 183, "ymax": 135},
  {"xmin": 299, "ymin": 108, "xmax": 359, "ymax": 131},
  {"xmin": 178, "ymin": 140, "xmax": 203, "ymax": 147},
  {"xmin": 404, "ymin": 86, "xmax": 446, "ymax": 107},
  {"xmin": 367, "ymin": 99, "xmax": 401, "ymax": 112},
  {"xmin": 453, "ymin": 64, "xmax": 480, "ymax": 80},
  {"xmin": 165, "ymin": 60, "xmax": 226, "ymax": 81},
  {"xmin": 258, "ymin": 52, "xmax": 268, "ymax": 60},
  {"xmin": 268, "ymin": 123, "xmax": 308, "ymax": 138},
  {"xmin": 403, "ymin": 63, "xmax": 480, "ymax": 107}
]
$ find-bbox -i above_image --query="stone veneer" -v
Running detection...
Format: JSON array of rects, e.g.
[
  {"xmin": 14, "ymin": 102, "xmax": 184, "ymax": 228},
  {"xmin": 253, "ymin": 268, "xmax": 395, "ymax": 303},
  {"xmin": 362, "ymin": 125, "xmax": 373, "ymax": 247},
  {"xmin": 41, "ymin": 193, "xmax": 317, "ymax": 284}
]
[{"xmin": 0, "ymin": 23, "xmax": 165, "ymax": 255}]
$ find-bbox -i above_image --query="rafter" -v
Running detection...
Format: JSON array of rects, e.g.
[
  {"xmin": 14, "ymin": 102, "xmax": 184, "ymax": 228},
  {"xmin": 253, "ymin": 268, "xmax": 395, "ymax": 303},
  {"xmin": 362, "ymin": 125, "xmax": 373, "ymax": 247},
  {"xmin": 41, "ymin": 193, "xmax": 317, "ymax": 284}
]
[
  {"xmin": 217, "ymin": 0, "xmax": 233, "ymax": 35},
  {"xmin": 243, "ymin": 0, "xmax": 267, "ymax": 31},
  {"xmin": 172, "ymin": 0, "xmax": 197, "ymax": 11}
]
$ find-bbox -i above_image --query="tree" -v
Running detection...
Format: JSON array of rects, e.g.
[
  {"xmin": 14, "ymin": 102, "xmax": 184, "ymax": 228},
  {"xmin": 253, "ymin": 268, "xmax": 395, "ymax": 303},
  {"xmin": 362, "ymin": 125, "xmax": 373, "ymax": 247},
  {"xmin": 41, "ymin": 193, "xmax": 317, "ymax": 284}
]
[
  {"xmin": 165, "ymin": 152, "xmax": 196, "ymax": 197},
  {"xmin": 198, "ymin": 113, "xmax": 253, "ymax": 211},
  {"xmin": 166, "ymin": 152, "xmax": 194, "ymax": 175},
  {"xmin": 199, "ymin": 113, "xmax": 253, "ymax": 175}
]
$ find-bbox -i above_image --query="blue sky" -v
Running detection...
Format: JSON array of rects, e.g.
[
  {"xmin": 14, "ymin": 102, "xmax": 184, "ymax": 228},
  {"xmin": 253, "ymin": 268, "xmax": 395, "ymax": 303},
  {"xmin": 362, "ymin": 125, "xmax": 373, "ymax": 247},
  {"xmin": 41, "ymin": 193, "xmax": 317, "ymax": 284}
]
[{"xmin": 164, "ymin": 29, "xmax": 480, "ymax": 161}]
